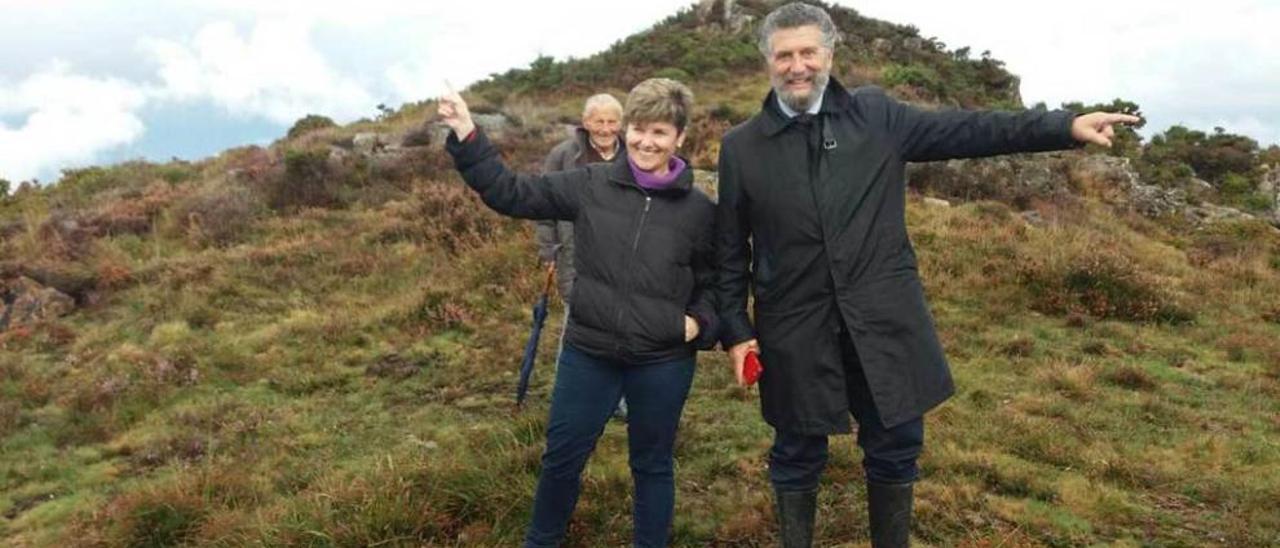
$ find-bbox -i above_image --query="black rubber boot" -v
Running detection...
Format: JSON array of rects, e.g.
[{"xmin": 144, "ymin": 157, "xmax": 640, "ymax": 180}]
[
  {"xmin": 867, "ymin": 481, "xmax": 913, "ymax": 548},
  {"xmin": 774, "ymin": 488, "xmax": 817, "ymax": 548}
]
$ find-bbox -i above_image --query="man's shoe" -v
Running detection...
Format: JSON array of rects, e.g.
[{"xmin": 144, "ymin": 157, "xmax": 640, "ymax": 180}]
[
  {"xmin": 774, "ymin": 488, "xmax": 816, "ymax": 548},
  {"xmin": 867, "ymin": 481, "xmax": 913, "ymax": 548}
]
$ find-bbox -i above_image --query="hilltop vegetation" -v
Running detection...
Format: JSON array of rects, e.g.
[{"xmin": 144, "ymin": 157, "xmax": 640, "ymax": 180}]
[{"xmin": 2, "ymin": 1, "xmax": 1279, "ymax": 546}]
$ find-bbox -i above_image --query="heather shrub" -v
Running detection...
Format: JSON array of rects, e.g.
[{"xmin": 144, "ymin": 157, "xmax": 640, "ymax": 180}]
[
  {"xmin": 170, "ymin": 179, "xmax": 262, "ymax": 247},
  {"xmin": 653, "ymin": 67, "xmax": 692, "ymax": 81},
  {"xmin": 221, "ymin": 145, "xmax": 275, "ymax": 183},
  {"xmin": 287, "ymin": 114, "xmax": 337, "ymax": 140},
  {"xmin": 35, "ymin": 210, "xmax": 98, "ymax": 261},
  {"xmin": 378, "ymin": 181, "xmax": 509, "ymax": 253},
  {"xmin": 402, "ymin": 124, "xmax": 433, "ymax": 147},
  {"xmin": 1185, "ymin": 219, "xmax": 1278, "ymax": 265},
  {"xmin": 86, "ymin": 180, "xmax": 183, "ymax": 237},
  {"xmin": 264, "ymin": 149, "xmax": 347, "ymax": 210},
  {"xmin": 882, "ymin": 63, "xmax": 943, "ymax": 98},
  {"xmin": 7, "ymin": 260, "xmax": 98, "ymax": 303},
  {"xmin": 52, "ymin": 161, "xmax": 187, "ymax": 209},
  {"xmin": 1137, "ymin": 125, "xmax": 1261, "ymax": 195},
  {"xmin": 1019, "ymin": 248, "xmax": 1193, "ymax": 324},
  {"xmin": 906, "ymin": 155, "xmax": 1074, "ymax": 210},
  {"xmin": 79, "ymin": 468, "xmax": 261, "ymax": 547}
]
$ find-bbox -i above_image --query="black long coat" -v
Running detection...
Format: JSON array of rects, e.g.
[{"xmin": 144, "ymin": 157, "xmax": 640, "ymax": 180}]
[{"xmin": 715, "ymin": 77, "xmax": 1079, "ymax": 433}]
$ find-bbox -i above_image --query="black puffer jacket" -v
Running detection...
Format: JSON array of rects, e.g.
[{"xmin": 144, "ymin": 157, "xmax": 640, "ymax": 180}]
[{"xmin": 447, "ymin": 129, "xmax": 718, "ymax": 362}]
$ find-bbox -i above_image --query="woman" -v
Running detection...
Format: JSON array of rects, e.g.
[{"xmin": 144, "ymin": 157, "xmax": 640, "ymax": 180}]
[{"xmin": 438, "ymin": 78, "xmax": 717, "ymax": 547}]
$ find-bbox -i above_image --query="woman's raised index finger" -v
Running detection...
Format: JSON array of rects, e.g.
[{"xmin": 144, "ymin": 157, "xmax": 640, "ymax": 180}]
[{"xmin": 1111, "ymin": 113, "xmax": 1142, "ymax": 125}]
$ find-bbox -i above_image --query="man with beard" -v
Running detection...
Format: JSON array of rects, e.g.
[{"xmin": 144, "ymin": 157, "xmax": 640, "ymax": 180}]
[{"xmin": 713, "ymin": 3, "xmax": 1138, "ymax": 547}]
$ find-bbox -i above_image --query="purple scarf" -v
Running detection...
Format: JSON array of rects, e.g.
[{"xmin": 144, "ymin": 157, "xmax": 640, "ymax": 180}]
[{"xmin": 628, "ymin": 155, "xmax": 687, "ymax": 190}]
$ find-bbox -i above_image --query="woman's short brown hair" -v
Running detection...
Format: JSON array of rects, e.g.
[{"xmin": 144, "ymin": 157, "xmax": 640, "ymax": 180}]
[{"xmin": 624, "ymin": 78, "xmax": 695, "ymax": 133}]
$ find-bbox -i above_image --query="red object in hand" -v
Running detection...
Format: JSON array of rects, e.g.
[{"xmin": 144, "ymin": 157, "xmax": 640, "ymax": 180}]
[{"xmin": 743, "ymin": 350, "xmax": 764, "ymax": 385}]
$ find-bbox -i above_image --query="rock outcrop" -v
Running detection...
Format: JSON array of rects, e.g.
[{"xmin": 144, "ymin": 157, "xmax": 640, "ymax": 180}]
[
  {"xmin": 1, "ymin": 276, "xmax": 75, "ymax": 331},
  {"xmin": 907, "ymin": 154, "xmax": 1075, "ymax": 207},
  {"xmin": 908, "ymin": 153, "xmax": 1277, "ymax": 229},
  {"xmin": 697, "ymin": 0, "xmax": 754, "ymax": 33}
]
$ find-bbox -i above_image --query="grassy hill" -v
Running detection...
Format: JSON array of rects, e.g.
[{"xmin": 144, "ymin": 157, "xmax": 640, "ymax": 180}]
[{"xmin": 2, "ymin": 1, "xmax": 1279, "ymax": 546}]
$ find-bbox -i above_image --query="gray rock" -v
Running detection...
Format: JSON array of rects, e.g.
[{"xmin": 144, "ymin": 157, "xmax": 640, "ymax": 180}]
[
  {"xmin": 1189, "ymin": 203, "xmax": 1256, "ymax": 224},
  {"xmin": 1, "ymin": 276, "xmax": 75, "ymax": 331},
  {"xmin": 1260, "ymin": 166, "xmax": 1280, "ymax": 222},
  {"xmin": 327, "ymin": 146, "xmax": 349, "ymax": 163},
  {"xmin": 1073, "ymin": 155, "xmax": 1188, "ymax": 218},
  {"xmin": 696, "ymin": 0, "xmax": 754, "ymax": 32},
  {"xmin": 424, "ymin": 114, "xmax": 515, "ymax": 148},
  {"xmin": 872, "ymin": 38, "xmax": 894, "ymax": 55},
  {"xmin": 1259, "ymin": 164, "xmax": 1277, "ymax": 194},
  {"xmin": 473, "ymin": 113, "xmax": 515, "ymax": 140},
  {"xmin": 1180, "ymin": 177, "xmax": 1216, "ymax": 203},
  {"xmin": 906, "ymin": 154, "xmax": 1073, "ymax": 205},
  {"xmin": 352, "ymin": 132, "xmax": 388, "ymax": 155}
]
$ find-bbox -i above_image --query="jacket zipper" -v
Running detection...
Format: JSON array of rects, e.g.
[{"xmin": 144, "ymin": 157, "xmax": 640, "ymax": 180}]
[
  {"xmin": 615, "ymin": 195, "xmax": 652, "ymax": 353},
  {"xmin": 632, "ymin": 196, "xmax": 652, "ymax": 251}
]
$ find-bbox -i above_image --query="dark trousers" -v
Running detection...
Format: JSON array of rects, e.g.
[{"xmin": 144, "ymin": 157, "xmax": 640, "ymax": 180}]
[
  {"xmin": 524, "ymin": 343, "xmax": 696, "ymax": 548},
  {"xmin": 769, "ymin": 332, "xmax": 925, "ymax": 491}
]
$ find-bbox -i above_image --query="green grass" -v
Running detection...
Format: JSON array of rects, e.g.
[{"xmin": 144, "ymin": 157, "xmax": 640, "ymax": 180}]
[{"xmin": 3, "ymin": 183, "xmax": 1278, "ymax": 545}]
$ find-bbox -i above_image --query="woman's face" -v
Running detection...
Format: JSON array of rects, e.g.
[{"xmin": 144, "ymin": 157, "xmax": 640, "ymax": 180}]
[{"xmin": 625, "ymin": 121, "xmax": 685, "ymax": 174}]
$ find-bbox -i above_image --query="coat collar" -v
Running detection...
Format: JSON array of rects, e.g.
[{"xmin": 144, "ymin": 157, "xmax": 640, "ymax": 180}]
[
  {"xmin": 573, "ymin": 126, "xmax": 622, "ymax": 160},
  {"xmin": 606, "ymin": 150, "xmax": 695, "ymax": 196},
  {"xmin": 756, "ymin": 76, "xmax": 853, "ymax": 137}
]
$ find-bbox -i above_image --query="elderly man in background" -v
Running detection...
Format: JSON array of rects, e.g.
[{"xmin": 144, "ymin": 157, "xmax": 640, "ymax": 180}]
[
  {"xmin": 715, "ymin": 3, "xmax": 1139, "ymax": 547},
  {"xmin": 537, "ymin": 93, "xmax": 628, "ymax": 418},
  {"xmin": 537, "ymin": 93, "xmax": 624, "ymax": 296}
]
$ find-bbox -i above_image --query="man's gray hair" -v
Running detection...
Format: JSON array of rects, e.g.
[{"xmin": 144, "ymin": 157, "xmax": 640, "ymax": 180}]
[
  {"xmin": 757, "ymin": 2, "xmax": 841, "ymax": 56},
  {"xmin": 582, "ymin": 93, "xmax": 623, "ymax": 119}
]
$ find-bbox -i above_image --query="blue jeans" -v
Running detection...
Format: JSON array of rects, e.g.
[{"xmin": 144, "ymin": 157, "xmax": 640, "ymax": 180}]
[
  {"xmin": 524, "ymin": 343, "xmax": 696, "ymax": 548},
  {"xmin": 555, "ymin": 305, "xmax": 627, "ymax": 418},
  {"xmin": 769, "ymin": 331, "xmax": 925, "ymax": 491}
]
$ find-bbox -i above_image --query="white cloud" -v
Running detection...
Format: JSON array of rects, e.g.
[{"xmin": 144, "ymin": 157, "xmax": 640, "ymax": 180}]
[
  {"xmin": 2, "ymin": 15, "xmax": 389, "ymax": 182},
  {"xmin": 0, "ymin": 60, "xmax": 147, "ymax": 182},
  {"xmin": 139, "ymin": 18, "xmax": 377, "ymax": 124}
]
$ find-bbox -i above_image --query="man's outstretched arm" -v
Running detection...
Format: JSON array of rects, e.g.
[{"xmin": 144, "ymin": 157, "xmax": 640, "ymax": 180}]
[{"xmin": 875, "ymin": 89, "xmax": 1140, "ymax": 162}]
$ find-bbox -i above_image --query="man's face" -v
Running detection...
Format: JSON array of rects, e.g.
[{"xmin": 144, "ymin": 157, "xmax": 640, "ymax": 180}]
[
  {"xmin": 767, "ymin": 25, "xmax": 833, "ymax": 112},
  {"xmin": 582, "ymin": 107, "xmax": 621, "ymax": 150}
]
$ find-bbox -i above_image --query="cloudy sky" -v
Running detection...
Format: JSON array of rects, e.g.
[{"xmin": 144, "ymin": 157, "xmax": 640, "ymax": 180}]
[{"xmin": 2, "ymin": 0, "xmax": 1276, "ymax": 184}]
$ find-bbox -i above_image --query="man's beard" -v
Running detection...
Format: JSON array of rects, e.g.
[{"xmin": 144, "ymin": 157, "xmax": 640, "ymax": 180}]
[{"xmin": 774, "ymin": 70, "xmax": 830, "ymax": 113}]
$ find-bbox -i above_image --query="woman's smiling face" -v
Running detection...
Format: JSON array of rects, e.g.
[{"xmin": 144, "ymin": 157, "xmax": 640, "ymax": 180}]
[{"xmin": 625, "ymin": 120, "xmax": 684, "ymax": 175}]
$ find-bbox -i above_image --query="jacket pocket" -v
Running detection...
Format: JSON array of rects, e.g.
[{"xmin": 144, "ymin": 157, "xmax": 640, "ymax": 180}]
[{"xmin": 633, "ymin": 298, "xmax": 687, "ymax": 349}]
